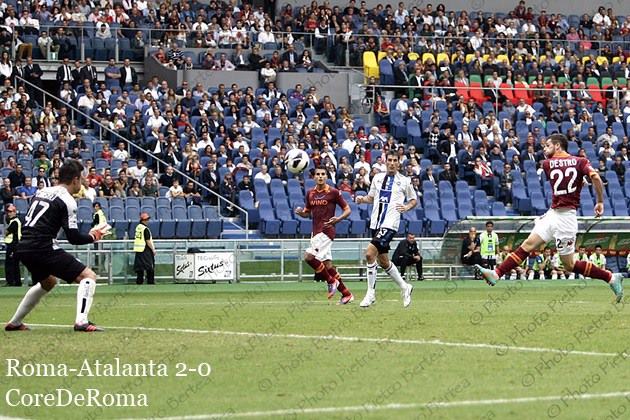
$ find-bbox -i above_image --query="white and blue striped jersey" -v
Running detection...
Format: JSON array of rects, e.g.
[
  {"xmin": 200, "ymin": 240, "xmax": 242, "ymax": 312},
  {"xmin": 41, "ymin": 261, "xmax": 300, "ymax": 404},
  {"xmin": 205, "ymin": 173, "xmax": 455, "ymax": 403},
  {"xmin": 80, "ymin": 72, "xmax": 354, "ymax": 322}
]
[{"xmin": 367, "ymin": 172, "xmax": 416, "ymax": 231}]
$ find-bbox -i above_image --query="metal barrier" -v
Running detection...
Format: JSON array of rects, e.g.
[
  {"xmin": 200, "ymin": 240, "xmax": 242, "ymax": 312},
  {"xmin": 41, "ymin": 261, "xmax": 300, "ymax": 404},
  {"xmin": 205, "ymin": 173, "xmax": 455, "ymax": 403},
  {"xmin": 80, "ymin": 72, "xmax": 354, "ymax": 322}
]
[
  {"xmin": 0, "ymin": 237, "xmax": 454, "ymax": 285},
  {"xmin": 14, "ymin": 23, "xmax": 630, "ymax": 64}
]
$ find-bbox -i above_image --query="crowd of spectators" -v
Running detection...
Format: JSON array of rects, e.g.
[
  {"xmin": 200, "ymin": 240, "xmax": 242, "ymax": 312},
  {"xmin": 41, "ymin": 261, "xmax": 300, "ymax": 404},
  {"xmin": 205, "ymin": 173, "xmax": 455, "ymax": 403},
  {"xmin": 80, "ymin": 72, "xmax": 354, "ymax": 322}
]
[{"xmin": 0, "ymin": 0, "xmax": 629, "ymax": 225}]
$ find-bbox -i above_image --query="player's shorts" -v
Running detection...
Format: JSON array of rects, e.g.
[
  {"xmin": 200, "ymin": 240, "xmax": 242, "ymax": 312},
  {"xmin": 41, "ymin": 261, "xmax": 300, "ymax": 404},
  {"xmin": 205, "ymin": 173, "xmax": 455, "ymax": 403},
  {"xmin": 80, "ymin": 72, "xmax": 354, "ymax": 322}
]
[
  {"xmin": 370, "ymin": 228, "xmax": 397, "ymax": 254},
  {"xmin": 305, "ymin": 232, "xmax": 333, "ymax": 261},
  {"xmin": 18, "ymin": 249, "xmax": 87, "ymax": 284},
  {"xmin": 532, "ymin": 208, "xmax": 577, "ymax": 256}
]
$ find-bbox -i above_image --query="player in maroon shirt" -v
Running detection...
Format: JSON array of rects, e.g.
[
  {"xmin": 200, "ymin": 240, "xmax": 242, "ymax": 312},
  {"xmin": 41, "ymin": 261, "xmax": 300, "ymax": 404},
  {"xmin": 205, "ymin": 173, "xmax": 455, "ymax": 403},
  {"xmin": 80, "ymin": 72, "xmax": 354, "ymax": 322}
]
[
  {"xmin": 476, "ymin": 134, "xmax": 623, "ymax": 302},
  {"xmin": 295, "ymin": 166, "xmax": 353, "ymax": 304}
]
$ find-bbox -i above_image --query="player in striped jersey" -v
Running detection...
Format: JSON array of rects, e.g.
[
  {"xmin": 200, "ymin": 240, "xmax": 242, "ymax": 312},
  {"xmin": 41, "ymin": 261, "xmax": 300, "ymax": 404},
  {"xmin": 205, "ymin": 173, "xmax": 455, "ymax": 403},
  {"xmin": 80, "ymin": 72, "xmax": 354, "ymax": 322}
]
[{"xmin": 355, "ymin": 151, "xmax": 417, "ymax": 308}]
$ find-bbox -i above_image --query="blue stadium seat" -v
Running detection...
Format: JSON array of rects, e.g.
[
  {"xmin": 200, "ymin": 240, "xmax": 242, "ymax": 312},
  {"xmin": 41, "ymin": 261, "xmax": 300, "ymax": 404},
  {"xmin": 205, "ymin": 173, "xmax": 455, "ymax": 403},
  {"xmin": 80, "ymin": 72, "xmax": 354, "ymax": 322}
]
[
  {"xmin": 238, "ymin": 190, "xmax": 260, "ymax": 227},
  {"xmin": 259, "ymin": 202, "xmax": 280, "ymax": 236},
  {"xmin": 109, "ymin": 206, "xmax": 128, "ymax": 239},
  {"xmin": 188, "ymin": 206, "xmax": 207, "ymax": 239}
]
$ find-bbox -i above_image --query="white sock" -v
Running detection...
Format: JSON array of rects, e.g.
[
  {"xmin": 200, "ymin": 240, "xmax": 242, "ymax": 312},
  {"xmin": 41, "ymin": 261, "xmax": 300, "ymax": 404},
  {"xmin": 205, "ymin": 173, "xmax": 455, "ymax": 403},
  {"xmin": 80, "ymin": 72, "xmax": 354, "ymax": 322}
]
[
  {"xmin": 568, "ymin": 273, "xmax": 575, "ymax": 280},
  {"xmin": 539, "ymin": 271, "xmax": 545, "ymax": 280},
  {"xmin": 385, "ymin": 263, "xmax": 407, "ymax": 289},
  {"xmin": 528, "ymin": 271, "xmax": 534, "ymax": 280},
  {"xmin": 367, "ymin": 262, "xmax": 378, "ymax": 292},
  {"xmin": 9, "ymin": 283, "xmax": 48, "ymax": 325},
  {"xmin": 560, "ymin": 273, "xmax": 566, "ymax": 280},
  {"xmin": 552, "ymin": 273, "xmax": 558, "ymax": 280},
  {"xmin": 75, "ymin": 278, "xmax": 96, "ymax": 325}
]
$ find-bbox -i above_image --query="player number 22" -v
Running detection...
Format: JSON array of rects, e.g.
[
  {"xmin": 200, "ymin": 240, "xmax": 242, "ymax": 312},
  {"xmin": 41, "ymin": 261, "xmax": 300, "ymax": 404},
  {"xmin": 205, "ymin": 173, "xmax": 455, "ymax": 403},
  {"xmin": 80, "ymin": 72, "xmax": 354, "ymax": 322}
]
[
  {"xmin": 24, "ymin": 200, "xmax": 50, "ymax": 227},
  {"xmin": 550, "ymin": 167, "xmax": 577, "ymax": 196}
]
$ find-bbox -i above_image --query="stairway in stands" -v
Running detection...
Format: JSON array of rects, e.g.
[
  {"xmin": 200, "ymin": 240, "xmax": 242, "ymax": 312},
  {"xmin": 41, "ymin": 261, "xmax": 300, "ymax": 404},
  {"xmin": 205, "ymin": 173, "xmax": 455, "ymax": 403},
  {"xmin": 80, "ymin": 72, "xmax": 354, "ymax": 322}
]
[{"xmin": 221, "ymin": 218, "xmax": 262, "ymax": 239}]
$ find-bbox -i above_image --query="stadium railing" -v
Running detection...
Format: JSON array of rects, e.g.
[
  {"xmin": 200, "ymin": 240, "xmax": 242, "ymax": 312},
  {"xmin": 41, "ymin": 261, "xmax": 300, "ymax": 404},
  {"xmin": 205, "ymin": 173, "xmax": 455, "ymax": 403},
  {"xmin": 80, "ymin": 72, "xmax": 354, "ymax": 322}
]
[
  {"xmin": 443, "ymin": 216, "xmax": 630, "ymax": 272},
  {"xmin": 17, "ymin": 24, "xmax": 630, "ymax": 65},
  {"xmin": 14, "ymin": 75, "xmax": 250, "ymax": 236},
  {"xmin": 0, "ymin": 238, "xmax": 462, "ymax": 284},
  {"xmin": 359, "ymin": 83, "xmax": 625, "ymax": 116}
]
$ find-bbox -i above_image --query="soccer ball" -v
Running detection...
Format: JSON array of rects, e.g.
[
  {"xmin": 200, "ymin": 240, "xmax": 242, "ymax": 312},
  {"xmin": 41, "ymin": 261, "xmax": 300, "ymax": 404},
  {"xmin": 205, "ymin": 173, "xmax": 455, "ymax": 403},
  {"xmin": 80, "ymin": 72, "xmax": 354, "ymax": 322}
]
[{"xmin": 285, "ymin": 149, "xmax": 310, "ymax": 174}]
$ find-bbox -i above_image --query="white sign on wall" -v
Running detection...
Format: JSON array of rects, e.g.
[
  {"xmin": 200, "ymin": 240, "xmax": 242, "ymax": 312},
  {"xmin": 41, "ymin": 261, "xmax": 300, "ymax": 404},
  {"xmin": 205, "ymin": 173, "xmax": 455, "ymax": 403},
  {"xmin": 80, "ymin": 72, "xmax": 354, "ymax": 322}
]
[
  {"xmin": 195, "ymin": 252, "xmax": 234, "ymax": 281},
  {"xmin": 174, "ymin": 254, "xmax": 195, "ymax": 280}
]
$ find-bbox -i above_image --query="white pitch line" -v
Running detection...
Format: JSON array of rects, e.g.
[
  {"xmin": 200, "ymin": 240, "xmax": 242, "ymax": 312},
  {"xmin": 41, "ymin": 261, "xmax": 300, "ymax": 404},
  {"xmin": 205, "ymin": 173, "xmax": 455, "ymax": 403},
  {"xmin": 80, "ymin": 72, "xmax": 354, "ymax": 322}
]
[
  {"xmin": 121, "ymin": 390, "xmax": 630, "ymax": 419},
  {"xmin": 37, "ymin": 299, "xmax": 595, "ymax": 308},
  {"xmin": 28, "ymin": 324, "xmax": 627, "ymax": 358}
]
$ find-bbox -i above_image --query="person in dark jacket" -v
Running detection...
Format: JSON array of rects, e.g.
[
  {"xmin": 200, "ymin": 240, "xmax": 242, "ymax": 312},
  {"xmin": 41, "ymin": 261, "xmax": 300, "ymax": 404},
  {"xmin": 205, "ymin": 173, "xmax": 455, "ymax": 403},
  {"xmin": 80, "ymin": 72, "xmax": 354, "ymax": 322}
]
[
  {"xmin": 392, "ymin": 233, "xmax": 424, "ymax": 281},
  {"xmin": 4, "ymin": 204, "xmax": 21, "ymax": 286},
  {"xmin": 133, "ymin": 212, "xmax": 156, "ymax": 285},
  {"xmin": 461, "ymin": 226, "xmax": 482, "ymax": 266}
]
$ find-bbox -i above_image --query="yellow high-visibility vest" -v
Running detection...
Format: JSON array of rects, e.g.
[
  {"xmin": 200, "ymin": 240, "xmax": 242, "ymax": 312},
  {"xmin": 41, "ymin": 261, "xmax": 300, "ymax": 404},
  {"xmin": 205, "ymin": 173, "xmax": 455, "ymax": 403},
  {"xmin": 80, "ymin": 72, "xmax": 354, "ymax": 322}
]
[
  {"xmin": 133, "ymin": 224, "xmax": 148, "ymax": 252},
  {"xmin": 4, "ymin": 218, "xmax": 21, "ymax": 244}
]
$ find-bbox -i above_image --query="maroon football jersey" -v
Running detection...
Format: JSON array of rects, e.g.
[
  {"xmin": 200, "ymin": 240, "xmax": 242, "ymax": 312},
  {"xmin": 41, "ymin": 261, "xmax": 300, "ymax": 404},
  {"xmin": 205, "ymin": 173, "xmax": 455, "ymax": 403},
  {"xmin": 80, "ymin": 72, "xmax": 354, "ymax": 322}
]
[
  {"xmin": 305, "ymin": 185, "xmax": 349, "ymax": 239},
  {"xmin": 542, "ymin": 152, "xmax": 596, "ymax": 210}
]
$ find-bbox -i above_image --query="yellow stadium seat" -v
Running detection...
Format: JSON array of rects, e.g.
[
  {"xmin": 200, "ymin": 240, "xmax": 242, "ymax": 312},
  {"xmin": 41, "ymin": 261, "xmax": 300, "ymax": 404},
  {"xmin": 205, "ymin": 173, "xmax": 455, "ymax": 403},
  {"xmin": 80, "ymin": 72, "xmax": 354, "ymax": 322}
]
[
  {"xmin": 436, "ymin": 52, "xmax": 449, "ymax": 64},
  {"xmin": 451, "ymin": 53, "xmax": 459, "ymax": 63},
  {"xmin": 496, "ymin": 54, "xmax": 509, "ymax": 64},
  {"xmin": 377, "ymin": 51, "xmax": 387, "ymax": 62},
  {"xmin": 596, "ymin": 56, "xmax": 608, "ymax": 66},
  {"xmin": 612, "ymin": 56, "xmax": 621, "ymax": 64},
  {"xmin": 554, "ymin": 55, "xmax": 564, "ymax": 64},
  {"xmin": 408, "ymin": 52, "xmax": 419, "ymax": 61},
  {"xmin": 627, "ymin": 57, "xmax": 630, "ymax": 64},
  {"xmin": 582, "ymin": 56, "xmax": 591, "ymax": 64},
  {"xmin": 538, "ymin": 54, "xmax": 546, "ymax": 63},
  {"xmin": 363, "ymin": 51, "xmax": 379, "ymax": 82},
  {"xmin": 482, "ymin": 54, "xmax": 490, "ymax": 62},
  {"xmin": 422, "ymin": 52, "xmax": 435, "ymax": 63},
  {"xmin": 465, "ymin": 53, "xmax": 475, "ymax": 63}
]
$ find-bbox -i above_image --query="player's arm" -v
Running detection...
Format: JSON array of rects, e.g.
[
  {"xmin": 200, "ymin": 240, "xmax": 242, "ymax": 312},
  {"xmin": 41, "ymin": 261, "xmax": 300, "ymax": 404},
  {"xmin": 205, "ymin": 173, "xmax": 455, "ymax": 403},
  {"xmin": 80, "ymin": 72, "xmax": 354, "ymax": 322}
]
[
  {"xmin": 588, "ymin": 168, "xmax": 605, "ymax": 217},
  {"xmin": 355, "ymin": 193, "xmax": 374, "ymax": 204},
  {"xmin": 325, "ymin": 192, "xmax": 351, "ymax": 227},
  {"xmin": 63, "ymin": 202, "xmax": 108, "ymax": 244},
  {"xmin": 145, "ymin": 228, "xmax": 156, "ymax": 255},
  {"xmin": 325, "ymin": 206, "xmax": 351, "ymax": 227},
  {"xmin": 295, "ymin": 191, "xmax": 311, "ymax": 217},
  {"xmin": 294, "ymin": 206, "xmax": 310, "ymax": 217},
  {"xmin": 356, "ymin": 177, "xmax": 377, "ymax": 204},
  {"xmin": 396, "ymin": 179, "xmax": 418, "ymax": 213}
]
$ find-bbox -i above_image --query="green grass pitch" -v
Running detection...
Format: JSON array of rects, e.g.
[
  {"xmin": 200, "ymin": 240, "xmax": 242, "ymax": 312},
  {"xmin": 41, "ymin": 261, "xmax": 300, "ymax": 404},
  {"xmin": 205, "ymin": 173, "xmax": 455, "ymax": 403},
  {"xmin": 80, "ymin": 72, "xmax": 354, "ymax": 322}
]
[{"xmin": 1, "ymin": 280, "xmax": 629, "ymax": 419}]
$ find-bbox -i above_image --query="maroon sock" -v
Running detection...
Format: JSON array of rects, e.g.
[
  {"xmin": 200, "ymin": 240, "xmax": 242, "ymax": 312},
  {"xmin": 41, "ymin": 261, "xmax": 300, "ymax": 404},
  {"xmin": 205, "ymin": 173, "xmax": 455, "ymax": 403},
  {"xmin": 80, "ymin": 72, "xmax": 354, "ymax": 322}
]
[
  {"xmin": 327, "ymin": 267, "xmax": 351, "ymax": 296},
  {"xmin": 496, "ymin": 247, "xmax": 530, "ymax": 278},
  {"xmin": 573, "ymin": 260, "xmax": 612, "ymax": 283},
  {"xmin": 307, "ymin": 258, "xmax": 333, "ymax": 283}
]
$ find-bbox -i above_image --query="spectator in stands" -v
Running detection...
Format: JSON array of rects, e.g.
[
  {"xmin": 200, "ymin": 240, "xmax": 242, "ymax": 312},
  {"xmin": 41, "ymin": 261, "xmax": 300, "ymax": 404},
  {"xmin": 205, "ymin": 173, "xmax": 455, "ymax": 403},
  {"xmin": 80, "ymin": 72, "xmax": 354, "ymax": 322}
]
[
  {"xmin": 37, "ymin": 31, "xmax": 56, "ymax": 58},
  {"xmin": 8, "ymin": 164, "xmax": 25, "ymax": 189},
  {"xmin": 439, "ymin": 162, "xmax": 458, "ymax": 187},
  {"xmin": 0, "ymin": 178, "xmax": 15, "ymax": 206},
  {"xmin": 260, "ymin": 62, "xmax": 276, "ymax": 84},
  {"xmin": 80, "ymin": 58, "xmax": 98, "ymax": 87},
  {"xmin": 16, "ymin": 177, "xmax": 37, "ymax": 199},
  {"xmin": 0, "ymin": 52, "xmax": 12, "ymax": 84},
  {"xmin": 166, "ymin": 42, "xmax": 184, "ymax": 69},
  {"xmin": 183, "ymin": 180, "xmax": 202, "ymax": 205},
  {"xmin": 232, "ymin": 45, "xmax": 248, "ymax": 70},
  {"xmin": 104, "ymin": 59, "xmax": 120, "ymax": 84},
  {"xmin": 214, "ymin": 53, "xmax": 235, "ymax": 71},
  {"xmin": 142, "ymin": 176, "xmax": 158, "ymax": 197},
  {"xmin": 166, "ymin": 178, "xmax": 185, "ymax": 199}
]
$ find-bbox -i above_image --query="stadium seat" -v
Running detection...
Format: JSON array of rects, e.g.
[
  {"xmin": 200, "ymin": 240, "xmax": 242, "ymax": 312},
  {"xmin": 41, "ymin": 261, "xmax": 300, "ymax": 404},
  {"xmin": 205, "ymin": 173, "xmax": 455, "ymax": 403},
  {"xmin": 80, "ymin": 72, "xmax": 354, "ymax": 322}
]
[{"xmin": 188, "ymin": 206, "xmax": 207, "ymax": 239}]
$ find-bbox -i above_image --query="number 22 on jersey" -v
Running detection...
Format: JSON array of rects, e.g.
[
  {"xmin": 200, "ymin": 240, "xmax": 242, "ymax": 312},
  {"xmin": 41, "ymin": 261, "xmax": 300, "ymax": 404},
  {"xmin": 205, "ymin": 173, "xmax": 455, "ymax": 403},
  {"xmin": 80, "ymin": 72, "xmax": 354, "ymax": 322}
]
[{"xmin": 549, "ymin": 167, "xmax": 578, "ymax": 196}]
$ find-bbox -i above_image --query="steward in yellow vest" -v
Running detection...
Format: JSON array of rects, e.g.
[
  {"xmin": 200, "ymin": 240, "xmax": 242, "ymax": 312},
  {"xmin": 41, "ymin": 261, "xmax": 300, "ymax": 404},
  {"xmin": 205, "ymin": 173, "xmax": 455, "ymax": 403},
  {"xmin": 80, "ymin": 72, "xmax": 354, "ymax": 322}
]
[
  {"xmin": 4, "ymin": 204, "xmax": 21, "ymax": 286},
  {"xmin": 133, "ymin": 212, "xmax": 155, "ymax": 285}
]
